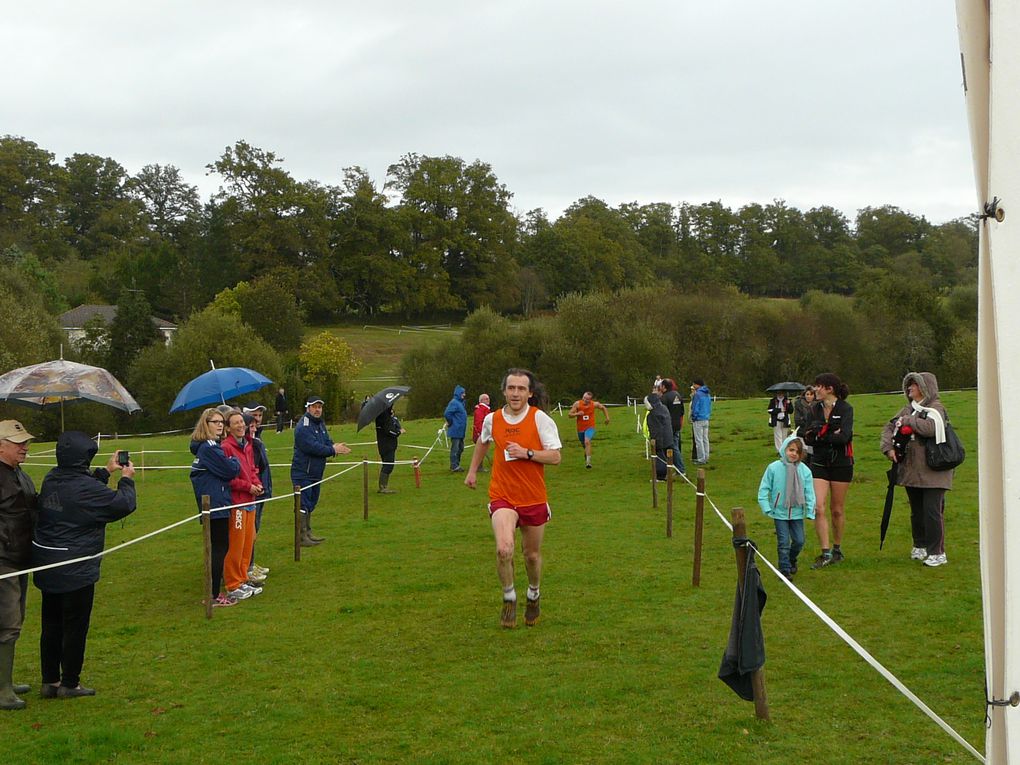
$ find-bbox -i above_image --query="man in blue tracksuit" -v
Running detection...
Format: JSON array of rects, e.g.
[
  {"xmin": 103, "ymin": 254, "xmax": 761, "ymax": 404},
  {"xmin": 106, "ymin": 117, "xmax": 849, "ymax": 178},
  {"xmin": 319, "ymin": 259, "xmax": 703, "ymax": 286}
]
[
  {"xmin": 690, "ymin": 379, "xmax": 713, "ymax": 465},
  {"xmin": 444, "ymin": 384, "xmax": 468, "ymax": 472},
  {"xmin": 290, "ymin": 396, "xmax": 351, "ymax": 546}
]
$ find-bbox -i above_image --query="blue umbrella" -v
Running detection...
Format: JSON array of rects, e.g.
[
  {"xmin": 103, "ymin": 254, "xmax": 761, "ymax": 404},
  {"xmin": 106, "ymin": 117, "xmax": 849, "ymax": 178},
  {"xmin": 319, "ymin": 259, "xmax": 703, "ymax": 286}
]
[{"xmin": 170, "ymin": 366, "xmax": 273, "ymax": 413}]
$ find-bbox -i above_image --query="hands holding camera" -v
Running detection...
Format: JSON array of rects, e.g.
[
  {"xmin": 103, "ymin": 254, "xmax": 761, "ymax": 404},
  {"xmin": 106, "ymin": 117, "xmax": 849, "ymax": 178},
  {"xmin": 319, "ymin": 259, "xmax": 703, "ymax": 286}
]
[{"xmin": 106, "ymin": 450, "xmax": 136, "ymax": 479}]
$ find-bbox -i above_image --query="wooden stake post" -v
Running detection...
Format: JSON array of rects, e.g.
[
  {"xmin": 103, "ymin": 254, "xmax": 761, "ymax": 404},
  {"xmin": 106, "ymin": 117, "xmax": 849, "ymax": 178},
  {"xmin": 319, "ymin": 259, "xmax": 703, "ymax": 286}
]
[
  {"xmin": 413, "ymin": 458, "xmax": 421, "ymax": 488},
  {"xmin": 293, "ymin": 485, "xmax": 302, "ymax": 562},
  {"xmin": 201, "ymin": 495, "xmax": 212, "ymax": 620},
  {"xmin": 665, "ymin": 448, "xmax": 674, "ymax": 538},
  {"xmin": 692, "ymin": 468, "xmax": 706, "ymax": 587},
  {"xmin": 362, "ymin": 460, "xmax": 369, "ymax": 519},
  {"xmin": 731, "ymin": 507, "xmax": 770, "ymax": 722},
  {"xmin": 650, "ymin": 439, "xmax": 658, "ymax": 508}
]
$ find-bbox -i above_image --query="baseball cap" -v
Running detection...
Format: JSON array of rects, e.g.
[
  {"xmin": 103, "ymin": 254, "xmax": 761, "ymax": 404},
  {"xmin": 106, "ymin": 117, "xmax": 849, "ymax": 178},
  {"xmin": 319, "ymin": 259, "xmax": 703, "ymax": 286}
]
[
  {"xmin": 0, "ymin": 420, "xmax": 35, "ymax": 443},
  {"xmin": 242, "ymin": 402, "xmax": 267, "ymax": 413},
  {"xmin": 305, "ymin": 395, "xmax": 325, "ymax": 407}
]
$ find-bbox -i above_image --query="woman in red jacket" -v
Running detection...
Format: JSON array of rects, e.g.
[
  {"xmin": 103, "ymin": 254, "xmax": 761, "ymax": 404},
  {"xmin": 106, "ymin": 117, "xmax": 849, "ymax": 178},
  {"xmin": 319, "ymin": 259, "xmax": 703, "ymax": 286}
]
[{"xmin": 220, "ymin": 411, "xmax": 263, "ymax": 600}]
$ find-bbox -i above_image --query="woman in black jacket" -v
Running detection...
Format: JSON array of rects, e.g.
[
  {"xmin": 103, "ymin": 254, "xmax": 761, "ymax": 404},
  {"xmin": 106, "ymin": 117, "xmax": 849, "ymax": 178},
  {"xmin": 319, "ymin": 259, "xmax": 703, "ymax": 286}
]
[
  {"xmin": 32, "ymin": 431, "xmax": 136, "ymax": 698},
  {"xmin": 801, "ymin": 373, "xmax": 854, "ymax": 569},
  {"xmin": 375, "ymin": 406, "xmax": 405, "ymax": 494}
]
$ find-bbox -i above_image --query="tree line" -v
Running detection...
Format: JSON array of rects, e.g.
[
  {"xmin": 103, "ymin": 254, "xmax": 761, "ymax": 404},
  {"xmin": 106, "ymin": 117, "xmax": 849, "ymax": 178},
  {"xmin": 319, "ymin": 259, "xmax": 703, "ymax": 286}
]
[{"xmin": 1, "ymin": 135, "xmax": 977, "ymax": 324}]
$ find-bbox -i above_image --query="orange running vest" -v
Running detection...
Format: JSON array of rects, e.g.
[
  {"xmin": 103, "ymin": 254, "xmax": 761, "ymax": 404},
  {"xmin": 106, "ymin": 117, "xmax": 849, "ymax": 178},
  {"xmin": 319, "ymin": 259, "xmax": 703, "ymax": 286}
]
[
  {"xmin": 574, "ymin": 399, "xmax": 595, "ymax": 432},
  {"xmin": 489, "ymin": 406, "xmax": 548, "ymax": 506}
]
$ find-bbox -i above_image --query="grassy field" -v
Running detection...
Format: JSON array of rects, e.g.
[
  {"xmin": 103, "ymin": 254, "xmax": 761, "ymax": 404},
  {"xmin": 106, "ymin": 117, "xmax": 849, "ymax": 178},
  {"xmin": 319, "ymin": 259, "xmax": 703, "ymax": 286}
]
[{"xmin": 5, "ymin": 389, "xmax": 983, "ymax": 764}]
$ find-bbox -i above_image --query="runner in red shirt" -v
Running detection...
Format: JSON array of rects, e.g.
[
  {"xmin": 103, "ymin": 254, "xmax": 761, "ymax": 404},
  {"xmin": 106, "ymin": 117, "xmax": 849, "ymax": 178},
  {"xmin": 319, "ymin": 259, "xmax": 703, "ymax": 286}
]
[
  {"xmin": 568, "ymin": 391, "xmax": 610, "ymax": 469},
  {"xmin": 465, "ymin": 369, "xmax": 561, "ymax": 628}
]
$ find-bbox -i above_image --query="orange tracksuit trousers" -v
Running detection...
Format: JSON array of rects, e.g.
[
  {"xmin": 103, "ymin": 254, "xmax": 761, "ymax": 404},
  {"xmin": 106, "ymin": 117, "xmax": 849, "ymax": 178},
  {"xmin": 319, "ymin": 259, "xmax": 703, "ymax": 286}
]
[{"xmin": 224, "ymin": 506, "xmax": 256, "ymax": 592}]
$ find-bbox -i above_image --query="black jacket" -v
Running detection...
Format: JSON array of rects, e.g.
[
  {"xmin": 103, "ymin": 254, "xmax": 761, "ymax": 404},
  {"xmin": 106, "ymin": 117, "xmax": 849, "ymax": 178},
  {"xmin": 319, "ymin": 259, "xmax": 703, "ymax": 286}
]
[
  {"xmin": 0, "ymin": 461, "xmax": 37, "ymax": 568},
  {"xmin": 32, "ymin": 431, "xmax": 136, "ymax": 593},
  {"xmin": 645, "ymin": 394, "xmax": 674, "ymax": 448},
  {"xmin": 661, "ymin": 389, "xmax": 685, "ymax": 433},
  {"xmin": 375, "ymin": 408, "xmax": 401, "ymax": 453},
  {"xmin": 802, "ymin": 399, "xmax": 855, "ymax": 468}
]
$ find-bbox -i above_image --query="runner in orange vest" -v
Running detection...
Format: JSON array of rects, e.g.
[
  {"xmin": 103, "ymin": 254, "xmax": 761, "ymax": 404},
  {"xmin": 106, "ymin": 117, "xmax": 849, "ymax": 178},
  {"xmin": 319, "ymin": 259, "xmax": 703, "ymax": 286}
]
[
  {"xmin": 465, "ymin": 369, "xmax": 561, "ymax": 628},
  {"xmin": 568, "ymin": 391, "xmax": 610, "ymax": 469}
]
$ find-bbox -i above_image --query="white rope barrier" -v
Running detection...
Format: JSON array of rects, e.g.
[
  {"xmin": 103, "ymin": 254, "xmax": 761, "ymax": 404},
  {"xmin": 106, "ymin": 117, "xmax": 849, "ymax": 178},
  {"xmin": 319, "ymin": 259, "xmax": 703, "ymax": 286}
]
[{"xmin": 655, "ymin": 455, "xmax": 984, "ymax": 762}]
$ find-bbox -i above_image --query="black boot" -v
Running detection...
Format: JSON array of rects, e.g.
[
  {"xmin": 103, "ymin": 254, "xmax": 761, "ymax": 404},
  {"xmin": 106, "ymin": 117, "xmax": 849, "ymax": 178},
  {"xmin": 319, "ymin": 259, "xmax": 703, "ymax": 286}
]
[
  {"xmin": 0, "ymin": 642, "xmax": 26, "ymax": 710},
  {"xmin": 306, "ymin": 515, "xmax": 325, "ymax": 543},
  {"xmin": 300, "ymin": 515, "xmax": 321, "ymax": 546},
  {"xmin": 378, "ymin": 473, "xmax": 397, "ymax": 494}
]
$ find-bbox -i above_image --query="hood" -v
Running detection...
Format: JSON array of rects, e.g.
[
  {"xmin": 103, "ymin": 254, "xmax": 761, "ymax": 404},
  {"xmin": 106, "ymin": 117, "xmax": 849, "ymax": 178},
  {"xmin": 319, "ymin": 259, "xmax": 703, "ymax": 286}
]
[
  {"xmin": 644, "ymin": 393, "xmax": 661, "ymax": 410},
  {"xmin": 56, "ymin": 430, "xmax": 99, "ymax": 470},
  {"xmin": 453, "ymin": 385, "xmax": 465, "ymax": 398},
  {"xmin": 696, "ymin": 385, "xmax": 711, "ymax": 395},
  {"xmin": 778, "ymin": 434, "xmax": 806, "ymax": 464},
  {"xmin": 902, "ymin": 371, "xmax": 940, "ymax": 405}
]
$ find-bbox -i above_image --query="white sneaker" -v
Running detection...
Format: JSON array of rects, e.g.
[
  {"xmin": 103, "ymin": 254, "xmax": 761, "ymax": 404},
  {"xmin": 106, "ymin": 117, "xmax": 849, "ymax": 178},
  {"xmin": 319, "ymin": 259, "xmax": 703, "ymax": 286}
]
[
  {"xmin": 241, "ymin": 582, "xmax": 263, "ymax": 596},
  {"xmin": 227, "ymin": 587, "xmax": 252, "ymax": 601},
  {"xmin": 923, "ymin": 553, "xmax": 948, "ymax": 567},
  {"xmin": 910, "ymin": 547, "xmax": 928, "ymax": 561}
]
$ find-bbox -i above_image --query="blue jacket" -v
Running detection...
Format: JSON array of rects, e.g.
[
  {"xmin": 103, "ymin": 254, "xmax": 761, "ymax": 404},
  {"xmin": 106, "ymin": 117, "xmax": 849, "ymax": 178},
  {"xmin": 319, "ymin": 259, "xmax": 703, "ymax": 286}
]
[
  {"xmin": 33, "ymin": 431, "xmax": 137, "ymax": 593},
  {"xmin": 757, "ymin": 435, "xmax": 816, "ymax": 521},
  {"xmin": 291, "ymin": 411, "xmax": 336, "ymax": 482},
  {"xmin": 691, "ymin": 385, "xmax": 713, "ymax": 421},
  {"xmin": 251, "ymin": 434, "xmax": 272, "ymax": 498},
  {"xmin": 190, "ymin": 439, "xmax": 241, "ymax": 519},
  {"xmin": 444, "ymin": 385, "xmax": 468, "ymax": 439}
]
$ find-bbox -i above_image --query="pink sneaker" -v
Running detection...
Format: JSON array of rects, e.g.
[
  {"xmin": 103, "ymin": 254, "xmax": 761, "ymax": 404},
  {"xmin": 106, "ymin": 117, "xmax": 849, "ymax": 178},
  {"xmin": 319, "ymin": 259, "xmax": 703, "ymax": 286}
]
[{"xmin": 212, "ymin": 593, "xmax": 236, "ymax": 607}]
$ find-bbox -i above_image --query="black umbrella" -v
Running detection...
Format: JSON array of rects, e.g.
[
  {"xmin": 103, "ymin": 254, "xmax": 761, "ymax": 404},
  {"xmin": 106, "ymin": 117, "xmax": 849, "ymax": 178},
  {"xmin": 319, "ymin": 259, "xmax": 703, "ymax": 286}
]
[
  {"xmin": 766, "ymin": 381, "xmax": 806, "ymax": 393},
  {"xmin": 880, "ymin": 463, "xmax": 898, "ymax": 549},
  {"xmin": 357, "ymin": 386, "xmax": 411, "ymax": 431}
]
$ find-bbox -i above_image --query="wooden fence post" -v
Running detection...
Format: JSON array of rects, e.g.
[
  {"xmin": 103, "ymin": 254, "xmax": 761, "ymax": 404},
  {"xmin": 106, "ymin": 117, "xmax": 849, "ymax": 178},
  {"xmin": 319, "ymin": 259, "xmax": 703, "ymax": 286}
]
[
  {"xmin": 293, "ymin": 485, "xmax": 302, "ymax": 562},
  {"xmin": 650, "ymin": 438, "xmax": 658, "ymax": 508},
  {"xmin": 731, "ymin": 507, "xmax": 770, "ymax": 722},
  {"xmin": 692, "ymin": 468, "xmax": 706, "ymax": 587},
  {"xmin": 201, "ymin": 495, "xmax": 212, "ymax": 619},
  {"xmin": 363, "ymin": 460, "xmax": 369, "ymax": 520},
  {"xmin": 413, "ymin": 458, "xmax": 421, "ymax": 488},
  {"xmin": 665, "ymin": 447, "xmax": 674, "ymax": 538}
]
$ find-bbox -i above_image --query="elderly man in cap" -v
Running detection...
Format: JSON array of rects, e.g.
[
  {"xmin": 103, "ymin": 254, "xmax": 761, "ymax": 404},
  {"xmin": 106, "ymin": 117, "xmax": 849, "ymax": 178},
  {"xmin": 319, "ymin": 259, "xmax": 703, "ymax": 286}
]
[
  {"xmin": 0, "ymin": 420, "xmax": 37, "ymax": 710},
  {"xmin": 242, "ymin": 403, "xmax": 272, "ymax": 580},
  {"xmin": 290, "ymin": 396, "xmax": 351, "ymax": 546}
]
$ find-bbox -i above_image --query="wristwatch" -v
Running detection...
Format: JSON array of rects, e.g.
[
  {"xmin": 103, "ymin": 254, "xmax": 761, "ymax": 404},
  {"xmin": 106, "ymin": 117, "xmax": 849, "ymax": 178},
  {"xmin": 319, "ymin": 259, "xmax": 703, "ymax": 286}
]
[{"xmin": 526, "ymin": 449, "xmax": 534, "ymax": 460}]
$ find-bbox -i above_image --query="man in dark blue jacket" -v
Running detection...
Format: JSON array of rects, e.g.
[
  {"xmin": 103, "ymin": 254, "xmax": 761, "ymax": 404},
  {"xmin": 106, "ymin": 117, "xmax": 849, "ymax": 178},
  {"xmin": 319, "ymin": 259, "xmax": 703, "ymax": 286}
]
[
  {"xmin": 444, "ymin": 384, "xmax": 468, "ymax": 472},
  {"xmin": 290, "ymin": 396, "xmax": 351, "ymax": 546},
  {"xmin": 32, "ymin": 431, "xmax": 136, "ymax": 699}
]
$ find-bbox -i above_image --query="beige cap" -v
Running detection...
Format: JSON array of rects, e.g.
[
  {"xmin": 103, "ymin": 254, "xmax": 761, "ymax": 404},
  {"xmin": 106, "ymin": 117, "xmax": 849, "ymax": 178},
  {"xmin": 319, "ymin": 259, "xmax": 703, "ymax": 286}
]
[{"xmin": 0, "ymin": 420, "xmax": 35, "ymax": 443}]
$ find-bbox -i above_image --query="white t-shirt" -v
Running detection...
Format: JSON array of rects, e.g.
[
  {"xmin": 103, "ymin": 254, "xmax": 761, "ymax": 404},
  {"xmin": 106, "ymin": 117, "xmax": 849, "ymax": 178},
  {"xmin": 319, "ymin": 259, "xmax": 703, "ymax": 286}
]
[{"xmin": 479, "ymin": 404, "xmax": 562, "ymax": 451}]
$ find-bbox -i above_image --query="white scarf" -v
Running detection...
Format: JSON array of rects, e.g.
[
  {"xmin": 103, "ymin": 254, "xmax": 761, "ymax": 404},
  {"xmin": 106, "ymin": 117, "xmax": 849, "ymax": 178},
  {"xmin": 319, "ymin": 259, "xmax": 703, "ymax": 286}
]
[{"xmin": 910, "ymin": 400, "xmax": 946, "ymax": 444}]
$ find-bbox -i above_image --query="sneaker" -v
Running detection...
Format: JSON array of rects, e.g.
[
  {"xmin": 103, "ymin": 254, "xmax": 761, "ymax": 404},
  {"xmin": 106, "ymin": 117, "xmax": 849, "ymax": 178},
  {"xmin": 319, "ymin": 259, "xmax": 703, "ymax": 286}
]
[
  {"xmin": 910, "ymin": 547, "xmax": 928, "ymax": 561},
  {"xmin": 831, "ymin": 548, "xmax": 845, "ymax": 563},
  {"xmin": 451, "ymin": 467, "xmax": 464, "ymax": 473},
  {"xmin": 212, "ymin": 594, "xmax": 236, "ymax": 607},
  {"xmin": 811, "ymin": 553, "xmax": 834, "ymax": 570},
  {"xmin": 227, "ymin": 587, "xmax": 252, "ymax": 601},
  {"xmin": 500, "ymin": 599, "xmax": 517, "ymax": 629},
  {"xmin": 525, "ymin": 597, "xmax": 541, "ymax": 627},
  {"xmin": 247, "ymin": 571, "xmax": 267, "ymax": 584},
  {"xmin": 790, "ymin": 562, "xmax": 798, "ymax": 576},
  {"xmin": 240, "ymin": 583, "xmax": 263, "ymax": 596},
  {"xmin": 246, "ymin": 578, "xmax": 266, "ymax": 589},
  {"xmin": 585, "ymin": 463, "xmax": 592, "ymax": 470},
  {"xmin": 923, "ymin": 553, "xmax": 948, "ymax": 567}
]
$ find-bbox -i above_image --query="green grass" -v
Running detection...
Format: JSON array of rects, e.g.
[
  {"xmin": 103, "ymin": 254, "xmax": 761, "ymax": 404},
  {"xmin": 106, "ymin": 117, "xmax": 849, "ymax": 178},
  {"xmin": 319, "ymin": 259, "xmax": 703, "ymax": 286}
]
[{"xmin": 6, "ymin": 390, "xmax": 983, "ymax": 763}]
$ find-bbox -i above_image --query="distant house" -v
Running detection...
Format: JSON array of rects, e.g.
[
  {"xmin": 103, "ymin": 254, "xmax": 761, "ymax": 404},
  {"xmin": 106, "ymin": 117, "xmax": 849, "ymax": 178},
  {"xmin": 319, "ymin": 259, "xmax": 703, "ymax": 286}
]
[{"xmin": 59, "ymin": 305, "xmax": 178, "ymax": 347}]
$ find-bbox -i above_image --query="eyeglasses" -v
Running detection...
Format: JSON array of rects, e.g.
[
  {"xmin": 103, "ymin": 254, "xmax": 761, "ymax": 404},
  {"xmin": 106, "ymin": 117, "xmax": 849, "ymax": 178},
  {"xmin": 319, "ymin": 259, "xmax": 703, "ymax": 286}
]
[{"xmin": 207, "ymin": 418, "xmax": 224, "ymax": 424}]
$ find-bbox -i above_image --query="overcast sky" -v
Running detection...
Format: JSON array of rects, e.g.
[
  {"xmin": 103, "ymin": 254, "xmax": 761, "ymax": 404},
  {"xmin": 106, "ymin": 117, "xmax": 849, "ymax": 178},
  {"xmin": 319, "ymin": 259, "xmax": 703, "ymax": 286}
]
[{"xmin": 3, "ymin": 1, "xmax": 976, "ymax": 224}]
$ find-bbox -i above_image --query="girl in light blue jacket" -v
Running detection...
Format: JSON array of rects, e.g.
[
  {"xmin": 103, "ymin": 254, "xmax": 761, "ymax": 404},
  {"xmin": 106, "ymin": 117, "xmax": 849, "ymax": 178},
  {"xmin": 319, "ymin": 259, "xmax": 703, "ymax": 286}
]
[{"xmin": 758, "ymin": 435, "xmax": 816, "ymax": 579}]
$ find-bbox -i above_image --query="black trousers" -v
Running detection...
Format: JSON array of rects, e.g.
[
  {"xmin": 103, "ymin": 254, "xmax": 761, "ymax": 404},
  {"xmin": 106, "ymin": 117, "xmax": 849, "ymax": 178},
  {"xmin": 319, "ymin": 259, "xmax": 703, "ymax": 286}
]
[
  {"xmin": 378, "ymin": 443, "xmax": 397, "ymax": 479},
  {"xmin": 210, "ymin": 516, "xmax": 229, "ymax": 597},
  {"xmin": 40, "ymin": 584, "xmax": 95, "ymax": 688},
  {"xmin": 905, "ymin": 486, "xmax": 946, "ymax": 555}
]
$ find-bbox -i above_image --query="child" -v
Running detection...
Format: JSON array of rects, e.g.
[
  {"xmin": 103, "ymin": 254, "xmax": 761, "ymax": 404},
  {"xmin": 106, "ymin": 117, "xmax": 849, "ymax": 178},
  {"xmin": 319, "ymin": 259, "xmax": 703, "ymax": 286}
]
[{"xmin": 758, "ymin": 435, "xmax": 816, "ymax": 579}]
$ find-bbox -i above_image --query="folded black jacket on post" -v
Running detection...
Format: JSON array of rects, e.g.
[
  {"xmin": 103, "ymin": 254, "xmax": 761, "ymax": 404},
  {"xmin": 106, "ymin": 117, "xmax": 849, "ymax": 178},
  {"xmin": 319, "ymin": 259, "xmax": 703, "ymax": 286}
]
[{"xmin": 32, "ymin": 431, "xmax": 136, "ymax": 594}]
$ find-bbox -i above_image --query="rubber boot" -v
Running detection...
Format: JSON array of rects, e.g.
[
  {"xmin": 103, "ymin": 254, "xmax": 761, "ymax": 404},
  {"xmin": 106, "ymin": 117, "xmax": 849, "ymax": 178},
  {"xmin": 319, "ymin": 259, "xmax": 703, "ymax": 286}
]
[
  {"xmin": 0, "ymin": 642, "xmax": 26, "ymax": 710},
  {"xmin": 378, "ymin": 473, "xmax": 397, "ymax": 494},
  {"xmin": 300, "ymin": 515, "xmax": 321, "ymax": 547},
  {"xmin": 306, "ymin": 514, "xmax": 325, "ymax": 543}
]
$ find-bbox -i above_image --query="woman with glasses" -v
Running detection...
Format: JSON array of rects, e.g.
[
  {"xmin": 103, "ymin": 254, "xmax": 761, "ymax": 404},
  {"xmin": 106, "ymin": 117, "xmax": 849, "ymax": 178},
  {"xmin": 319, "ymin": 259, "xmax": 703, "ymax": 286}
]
[{"xmin": 189, "ymin": 408, "xmax": 241, "ymax": 606}]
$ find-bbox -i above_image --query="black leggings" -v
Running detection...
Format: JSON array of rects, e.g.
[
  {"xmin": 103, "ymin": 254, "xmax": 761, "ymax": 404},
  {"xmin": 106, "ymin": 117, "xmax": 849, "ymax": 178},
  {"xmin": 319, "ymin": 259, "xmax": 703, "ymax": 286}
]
[
  {"xmin": 40, "ymin": 584, "xmax": 95, "ymax": 688},
  {"xmin": 378, "ymin": 444, "xmax": 397, "ymax": 478},
  {"xmin": 210, "ymin": 516, "xmax": 230, "ymax": 597}
]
